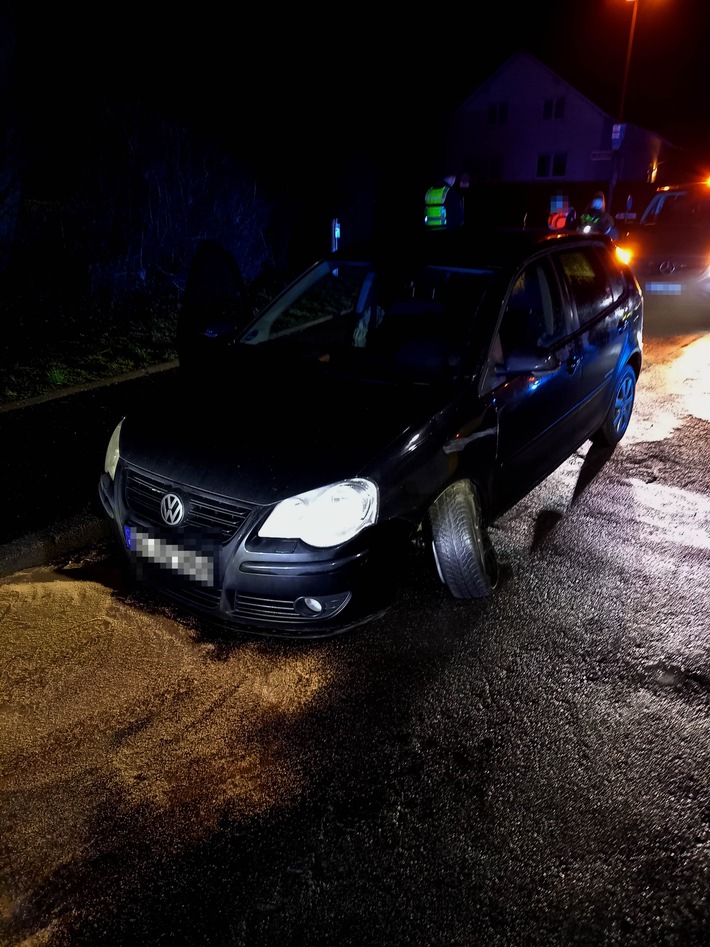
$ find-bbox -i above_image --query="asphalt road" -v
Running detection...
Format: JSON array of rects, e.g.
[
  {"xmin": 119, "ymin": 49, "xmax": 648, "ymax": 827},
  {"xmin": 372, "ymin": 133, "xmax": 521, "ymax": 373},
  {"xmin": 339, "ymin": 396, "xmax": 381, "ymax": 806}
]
[{"xmin": 1, "ymin": 321, "xmax": 709, "ymax": 945}]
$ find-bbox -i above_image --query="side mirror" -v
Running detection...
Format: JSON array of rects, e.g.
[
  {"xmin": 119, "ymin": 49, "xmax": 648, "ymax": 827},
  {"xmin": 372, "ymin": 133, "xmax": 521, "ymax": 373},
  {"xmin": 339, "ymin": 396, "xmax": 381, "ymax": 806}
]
[{"xmin": 501, "ymin": 348, "xmax": 560, "ymax": 374}]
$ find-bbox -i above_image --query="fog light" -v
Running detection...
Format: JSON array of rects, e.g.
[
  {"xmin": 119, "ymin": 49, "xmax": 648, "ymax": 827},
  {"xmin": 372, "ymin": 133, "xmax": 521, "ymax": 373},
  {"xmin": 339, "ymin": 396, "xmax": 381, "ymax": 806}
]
[
  {"xmin": 293, "ymin": 591, "xmax": 352, "ymax": 620},
  {"xmin": 303, "ymin": 597, "xmax": 324, "ymax": 614}
]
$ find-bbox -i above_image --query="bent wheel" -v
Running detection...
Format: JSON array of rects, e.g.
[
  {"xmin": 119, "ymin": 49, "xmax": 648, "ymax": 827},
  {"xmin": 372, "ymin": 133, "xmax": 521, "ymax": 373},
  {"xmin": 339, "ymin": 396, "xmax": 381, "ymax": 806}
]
[
  {"xmin": 429, "ymin": 481, "xmax": 499, "ymax": 599},
  {"xmin": 592, "ymin": 363, "xmax": 636, "ymax": 447}
]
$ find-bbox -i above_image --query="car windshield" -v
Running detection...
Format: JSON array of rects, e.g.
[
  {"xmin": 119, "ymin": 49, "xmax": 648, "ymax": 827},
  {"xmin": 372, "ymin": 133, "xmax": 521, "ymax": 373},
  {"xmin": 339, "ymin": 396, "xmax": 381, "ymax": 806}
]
[
  {"xmin": 640, "ymin": 189, "xmax": 710, "ymax": 226},
  {"xmin": 238, "ymin": 259, "xmax": 494, "ymax": 385}
]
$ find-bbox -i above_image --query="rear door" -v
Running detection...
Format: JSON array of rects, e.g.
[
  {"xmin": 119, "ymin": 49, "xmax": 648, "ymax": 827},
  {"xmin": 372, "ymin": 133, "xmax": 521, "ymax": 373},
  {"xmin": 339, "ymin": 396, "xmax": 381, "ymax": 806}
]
[{"xmin": 551, "ymin": 242, "xmax": 636, "ymax": 435}]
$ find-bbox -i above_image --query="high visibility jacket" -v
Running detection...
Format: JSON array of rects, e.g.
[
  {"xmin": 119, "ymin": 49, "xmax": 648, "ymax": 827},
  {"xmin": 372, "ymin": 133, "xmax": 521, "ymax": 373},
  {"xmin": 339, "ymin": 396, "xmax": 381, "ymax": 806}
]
[
  {"xmin": 578, "ymin": 211, "xmax": 617, "ymax": 237},
  {"xmin": 424, "ymin": 185, "xmax": 450, "ymax": 228}
]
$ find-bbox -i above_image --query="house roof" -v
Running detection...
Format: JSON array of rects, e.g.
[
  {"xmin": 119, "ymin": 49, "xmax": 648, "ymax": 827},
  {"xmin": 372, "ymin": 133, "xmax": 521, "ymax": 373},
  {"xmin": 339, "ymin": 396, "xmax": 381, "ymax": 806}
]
[{"xmin": 451, "ymin": 49, "xmax": 674, "ymax": 146}]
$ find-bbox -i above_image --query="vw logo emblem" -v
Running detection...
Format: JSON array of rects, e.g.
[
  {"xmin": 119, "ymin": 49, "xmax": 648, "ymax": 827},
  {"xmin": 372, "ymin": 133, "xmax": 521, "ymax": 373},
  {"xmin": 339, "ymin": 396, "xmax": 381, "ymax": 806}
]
[
  {"xmin": 160, "ymin": 492, "xmax": 185, "ymax": 526},
  {"xmin": 659, "ymin": 260, "xmax": 676, "ymax": 274}
]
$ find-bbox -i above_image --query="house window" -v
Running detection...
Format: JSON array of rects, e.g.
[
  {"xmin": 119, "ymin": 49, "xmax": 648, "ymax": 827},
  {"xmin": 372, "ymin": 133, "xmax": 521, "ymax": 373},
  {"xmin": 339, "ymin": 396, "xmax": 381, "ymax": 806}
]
[
  {"xmin": 542, "ymin": 96, "xmax": 566, "ymax": 120},
  {"xmin": 487, "ymin": 102, "xmax": 508, "ymax": 126},
  {"xmin": 468, "ymin": 155, "xmax": 504, "ymax": 182},
  {"xmin": 536, "ymin": 154, "xmax": 568, "ymax": 178},
  {"xmin": 552, "ymin": 153, "xmax": 567, "ymax": 176}
]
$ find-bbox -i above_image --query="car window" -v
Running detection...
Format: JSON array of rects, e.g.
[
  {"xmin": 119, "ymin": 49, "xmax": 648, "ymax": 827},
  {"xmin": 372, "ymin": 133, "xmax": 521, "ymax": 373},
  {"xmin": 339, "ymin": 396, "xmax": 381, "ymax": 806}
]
[
  {"xmin": 677, "ymin": 193, "xmax": 710, "ymax": 225},
  {"xmin": 640, "ymin": 190, "xmax": 710, "ymax": 226},
  {"xmin": 241, "ymin": 260, "xmax": 492, "ymax": 384},
  {"xmin": 554, "ymin": 247, "xmax": 614, "ymax": 328},
  {"xmin": 270, "ymin": 264, "xmax": 367, "ymax": 338},
  {"xmin": 496, "ymin": 259, "xmax": 566, "ymax": 357},
  {"xmin": 641, "ymin": 192, "xmax": 685, "ymax": 224},
  {"xmin": 594, "ymin": 245, "xmax": 627, "ymax": 302}
]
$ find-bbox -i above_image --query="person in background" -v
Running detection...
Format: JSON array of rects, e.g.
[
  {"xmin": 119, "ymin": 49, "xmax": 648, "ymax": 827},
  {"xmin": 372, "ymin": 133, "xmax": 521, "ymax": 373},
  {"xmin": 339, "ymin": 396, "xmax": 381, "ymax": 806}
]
[
  {"xmin": 424, "ymin": 173, "xmax": 465, "ymax": 229},
  {"xmin": 578, "ymin": 190, "xmax": 618, "ymax": 239}
]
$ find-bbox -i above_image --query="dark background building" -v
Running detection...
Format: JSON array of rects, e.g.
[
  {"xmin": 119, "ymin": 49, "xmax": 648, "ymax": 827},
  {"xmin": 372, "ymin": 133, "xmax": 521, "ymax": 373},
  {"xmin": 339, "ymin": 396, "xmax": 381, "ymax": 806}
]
[{"xmin": 1, "ymin": 0, "xmax": 709, "ymax": 331}]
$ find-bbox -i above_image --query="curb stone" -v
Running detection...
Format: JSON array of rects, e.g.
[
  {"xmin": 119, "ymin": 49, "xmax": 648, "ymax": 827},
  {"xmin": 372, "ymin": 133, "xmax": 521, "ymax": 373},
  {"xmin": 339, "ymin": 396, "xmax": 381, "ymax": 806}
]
[{"xmin": 0, "ymin": 514, "xmax": 111, "ymax": 578}]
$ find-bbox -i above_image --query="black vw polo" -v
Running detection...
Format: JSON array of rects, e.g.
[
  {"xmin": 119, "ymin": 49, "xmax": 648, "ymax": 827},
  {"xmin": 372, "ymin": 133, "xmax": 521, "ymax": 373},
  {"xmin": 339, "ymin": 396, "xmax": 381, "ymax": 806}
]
[{"xmin": 98, "ymin": 227, "xmax": 643, "ymax": 637}]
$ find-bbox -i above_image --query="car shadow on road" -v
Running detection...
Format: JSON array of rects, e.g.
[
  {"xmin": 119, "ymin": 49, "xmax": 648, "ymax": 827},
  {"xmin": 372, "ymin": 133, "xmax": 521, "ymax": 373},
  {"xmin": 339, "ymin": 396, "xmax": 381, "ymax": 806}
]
[{"xmin": 529, "ymin": 442, "xmax": 615, "ymax": 551}]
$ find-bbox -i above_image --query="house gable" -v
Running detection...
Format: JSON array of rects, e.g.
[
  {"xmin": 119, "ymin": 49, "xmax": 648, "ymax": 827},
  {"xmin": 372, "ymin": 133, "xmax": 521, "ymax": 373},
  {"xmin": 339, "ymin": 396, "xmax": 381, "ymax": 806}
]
[{"xmin": 446, "ymin": 49, "xmax": 671, "ymax": 192}]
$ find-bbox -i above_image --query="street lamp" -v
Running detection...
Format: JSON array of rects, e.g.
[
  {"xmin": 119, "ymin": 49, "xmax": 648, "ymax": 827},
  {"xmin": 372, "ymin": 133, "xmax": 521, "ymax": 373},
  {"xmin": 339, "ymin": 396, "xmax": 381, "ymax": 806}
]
[{"xmin": 618, "ymin": 0, "xmax": 639, "ymax": 122}]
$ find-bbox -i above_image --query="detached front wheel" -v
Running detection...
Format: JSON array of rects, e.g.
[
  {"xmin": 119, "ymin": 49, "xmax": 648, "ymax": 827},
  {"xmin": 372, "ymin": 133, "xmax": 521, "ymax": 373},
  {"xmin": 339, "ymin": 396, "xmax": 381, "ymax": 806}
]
[{"xmin": 429, "ymin": 481, "xmax": 499, "ymax": 599}]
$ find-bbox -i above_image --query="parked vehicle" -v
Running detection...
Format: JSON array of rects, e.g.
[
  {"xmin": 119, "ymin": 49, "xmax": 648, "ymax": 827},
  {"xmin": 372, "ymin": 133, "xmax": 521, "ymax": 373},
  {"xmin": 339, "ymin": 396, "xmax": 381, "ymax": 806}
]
[
  {"xmin": 98, "ymin": 227, "xmax": 643, "ymax": 638},
  {"xmin": 618, "ymin": 181, "xmax": 710, "ymax": 313}
]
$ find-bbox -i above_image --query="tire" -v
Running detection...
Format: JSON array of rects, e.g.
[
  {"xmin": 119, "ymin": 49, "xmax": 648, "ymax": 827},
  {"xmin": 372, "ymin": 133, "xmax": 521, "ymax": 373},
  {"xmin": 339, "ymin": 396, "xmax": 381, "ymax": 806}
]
[
  {"xmin": 592, "ymin": 363, "xmax": 637, "ymax": 447},
  {"xmin": 429, "ymin": 481, "xmax": 499, "ymax": 599}
]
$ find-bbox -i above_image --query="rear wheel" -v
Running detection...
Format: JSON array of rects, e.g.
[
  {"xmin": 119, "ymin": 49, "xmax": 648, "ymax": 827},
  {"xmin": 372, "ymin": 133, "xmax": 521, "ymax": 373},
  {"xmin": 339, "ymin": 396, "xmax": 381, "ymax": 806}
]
[
  {"xmin": 593, "ymin": 364, "xmax": 637, "ymax": 447},
  {"xmin": 429, "ymin": 481, "xmax": 499, "ymax": 599}
]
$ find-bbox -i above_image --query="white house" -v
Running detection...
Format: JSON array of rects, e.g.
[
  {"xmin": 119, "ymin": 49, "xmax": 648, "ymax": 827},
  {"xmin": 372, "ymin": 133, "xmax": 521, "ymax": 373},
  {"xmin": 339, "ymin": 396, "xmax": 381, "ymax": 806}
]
[{"xmin": 445, "ymin": 50, "xmax": 675, "ymax": 220}]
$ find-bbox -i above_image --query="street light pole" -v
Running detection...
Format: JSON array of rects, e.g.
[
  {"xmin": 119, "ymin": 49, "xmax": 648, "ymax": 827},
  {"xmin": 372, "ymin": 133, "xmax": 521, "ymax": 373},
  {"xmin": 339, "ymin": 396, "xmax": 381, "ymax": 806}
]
[
  {"xmin": 619, "ymin": 0, "xmax": 639, "ymax": 123},
  {"xmin": 610, "ymin": 0, "xmax": 638, "ymax": 212}
]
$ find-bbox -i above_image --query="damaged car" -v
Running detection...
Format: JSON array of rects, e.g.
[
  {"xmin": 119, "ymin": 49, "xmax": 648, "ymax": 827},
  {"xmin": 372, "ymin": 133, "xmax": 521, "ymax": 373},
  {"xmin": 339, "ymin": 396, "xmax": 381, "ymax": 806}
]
[{"xmin": 98, "ymin": 227, "xmax": 643, "ymax": 638}]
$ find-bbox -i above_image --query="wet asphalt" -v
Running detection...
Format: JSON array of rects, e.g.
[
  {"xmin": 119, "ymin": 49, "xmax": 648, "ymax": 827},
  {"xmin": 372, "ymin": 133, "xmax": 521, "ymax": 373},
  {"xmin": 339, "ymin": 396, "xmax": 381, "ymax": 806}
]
[
  {"xmin": 2, "ymin": 330, "xmax": 710, "ymax": 945},
  {"xmin": 2, "ymin": 323, "xmax": 710, "ymax": 944}
]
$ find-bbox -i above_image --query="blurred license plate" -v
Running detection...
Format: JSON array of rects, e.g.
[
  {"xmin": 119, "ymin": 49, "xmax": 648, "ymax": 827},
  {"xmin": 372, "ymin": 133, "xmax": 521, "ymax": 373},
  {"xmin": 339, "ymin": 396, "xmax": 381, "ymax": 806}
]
[
  {"xmin": 124, "ymin": 525, "xmax": 214, "ymax": 585},
  {"xmin": 645, "ymin": 282, "xmax": 682, "ymax": 295}
]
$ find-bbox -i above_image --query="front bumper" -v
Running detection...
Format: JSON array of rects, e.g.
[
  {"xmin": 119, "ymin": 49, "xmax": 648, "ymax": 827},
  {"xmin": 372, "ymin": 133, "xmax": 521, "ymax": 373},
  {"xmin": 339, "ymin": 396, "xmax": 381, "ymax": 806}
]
[
  {"xmin": 639, "ymin": 271, "xmax": 710, "ymax": 308},
  {"xmin": 98, "ymin": 467, "xmax": 396, "ymax": 638}
]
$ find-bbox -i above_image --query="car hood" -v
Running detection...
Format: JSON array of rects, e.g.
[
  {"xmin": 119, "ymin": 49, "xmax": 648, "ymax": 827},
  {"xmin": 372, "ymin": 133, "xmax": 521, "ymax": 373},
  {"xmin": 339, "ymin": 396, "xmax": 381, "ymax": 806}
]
[{"xmin": 118, "ymin": 362, "xmax": 454, "ymax": 505}]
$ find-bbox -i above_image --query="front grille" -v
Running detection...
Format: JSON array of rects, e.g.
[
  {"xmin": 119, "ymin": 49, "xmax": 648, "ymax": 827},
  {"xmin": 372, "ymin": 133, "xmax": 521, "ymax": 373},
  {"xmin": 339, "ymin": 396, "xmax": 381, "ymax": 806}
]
[
  {"xmin": 231, "ymin": 590, "xmax": 353, "ymax": 626},
  {"xmin": 125, "ymin": 468, "xmax": 252, "ymax": 542},
  {"xmin": 174, "ymin": 583, "xmax": 222, "ymax": 609},
  {"xmin": 232, "ymin": 592, "xmax": 305, "ymax": 623},
  {"xmin": 642, "ymin": 259, "xmax": 700, "ymax": 277}
]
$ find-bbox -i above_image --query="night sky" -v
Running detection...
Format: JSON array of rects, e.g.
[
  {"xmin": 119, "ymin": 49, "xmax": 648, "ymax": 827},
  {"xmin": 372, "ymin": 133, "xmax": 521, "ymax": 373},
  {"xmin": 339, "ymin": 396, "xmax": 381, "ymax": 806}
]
[{"xmin": 6, "ymin": 0, "xmax": 710, "ymax": 183}]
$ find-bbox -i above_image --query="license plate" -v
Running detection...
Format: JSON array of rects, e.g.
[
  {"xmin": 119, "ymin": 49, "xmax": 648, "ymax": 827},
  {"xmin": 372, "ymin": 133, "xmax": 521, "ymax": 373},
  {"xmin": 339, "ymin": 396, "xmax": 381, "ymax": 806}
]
[
  {"xmin": 124, "ymin": 525, "xmax": 214, "ymax": 585},
  {"xmin": 645, "ymin": 282, "xmax": 682, "ymax": 295}
]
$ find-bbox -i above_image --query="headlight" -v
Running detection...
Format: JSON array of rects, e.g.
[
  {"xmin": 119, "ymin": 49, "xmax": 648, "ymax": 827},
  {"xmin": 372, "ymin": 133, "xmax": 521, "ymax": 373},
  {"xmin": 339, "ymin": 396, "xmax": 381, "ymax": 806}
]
[
  {"xmin": 259, "ymin": 478, "xmax": 378, "ymax": 547},
  {"xmin": 104, "ymin": 420, "xmax": 123, "ymax": 480}
]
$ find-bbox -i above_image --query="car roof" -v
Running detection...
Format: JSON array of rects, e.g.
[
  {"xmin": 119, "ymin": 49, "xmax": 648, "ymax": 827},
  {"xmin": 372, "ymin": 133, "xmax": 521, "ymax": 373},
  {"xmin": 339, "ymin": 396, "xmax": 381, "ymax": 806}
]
[
  {"xmin": 653, "ymin": 182, "xmax": 710, "ymax": 196},
  {"xmin": 332, "ymin": 227, "xmax": 613, "ymax": 272}
]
